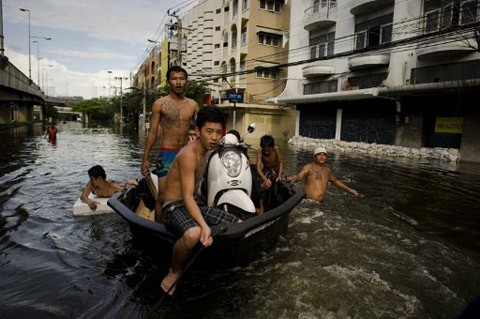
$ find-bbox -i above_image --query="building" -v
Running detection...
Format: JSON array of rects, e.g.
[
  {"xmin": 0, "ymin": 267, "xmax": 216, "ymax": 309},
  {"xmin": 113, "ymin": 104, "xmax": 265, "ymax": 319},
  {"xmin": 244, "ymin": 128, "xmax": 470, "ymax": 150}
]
[
  {"xmin": 178, "ymin": 0, "xmax": 296, "ymax": 145},
  {"xmin": 133, "ymin": 45, "xmax": 160, "ymax": 91},
  {"xmin": 268, "ymin": 0, "xmax": 480, "ymax": 162}
]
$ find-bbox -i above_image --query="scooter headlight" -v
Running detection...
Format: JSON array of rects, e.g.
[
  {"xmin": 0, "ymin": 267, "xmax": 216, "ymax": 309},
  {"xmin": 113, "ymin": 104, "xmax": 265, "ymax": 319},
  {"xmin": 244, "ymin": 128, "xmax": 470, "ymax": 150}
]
[{"xmin": 221, "ymin": 150, "xmax": 242, "ymax": 177}]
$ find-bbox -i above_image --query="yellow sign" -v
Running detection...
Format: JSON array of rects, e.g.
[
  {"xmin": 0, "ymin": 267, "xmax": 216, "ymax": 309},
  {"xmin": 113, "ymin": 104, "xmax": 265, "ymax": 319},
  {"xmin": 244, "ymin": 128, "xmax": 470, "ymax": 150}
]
[{"xmin": 435, "ymin": 117, "xmax": 463, "ymax": 134}]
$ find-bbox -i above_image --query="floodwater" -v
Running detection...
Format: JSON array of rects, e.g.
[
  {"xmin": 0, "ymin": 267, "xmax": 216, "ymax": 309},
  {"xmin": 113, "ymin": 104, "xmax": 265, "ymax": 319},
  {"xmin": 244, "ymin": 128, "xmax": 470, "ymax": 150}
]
[{"xmin": 0, "ymin": 122, "xmax": 479, "ymax": 319}]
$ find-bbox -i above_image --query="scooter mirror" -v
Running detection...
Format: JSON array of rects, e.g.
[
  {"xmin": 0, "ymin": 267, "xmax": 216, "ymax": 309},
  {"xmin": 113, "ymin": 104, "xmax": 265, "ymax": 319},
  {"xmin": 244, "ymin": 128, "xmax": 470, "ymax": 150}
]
[{"xmin": 247, "ymin": 123, "xmax": 256, "ymax": 134}]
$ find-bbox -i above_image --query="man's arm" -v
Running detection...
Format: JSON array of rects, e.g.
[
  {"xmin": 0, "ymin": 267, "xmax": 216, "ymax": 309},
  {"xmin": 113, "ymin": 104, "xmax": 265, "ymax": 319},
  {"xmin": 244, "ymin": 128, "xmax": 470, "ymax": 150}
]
[
  {"xmin": 256, "ymin": 150, "xmax": 272, "ymax": 188},
  {"xmin": 330, "ymin": 174, "xmax": 358, "ymax": 196},
  {"xmin": 287, "ymin": 164, "xmax": 309, "ymax": 183},
  {"xmin": 141, "ymin": 99, "xmax": 163, "ymax": 175},
  {"xmin": 179, "ymin": 151, "xmax": 212, "ymax": 246},
  {"xmin": 80, "ymin": 181, "xmax": 99, "ymax": 210}
]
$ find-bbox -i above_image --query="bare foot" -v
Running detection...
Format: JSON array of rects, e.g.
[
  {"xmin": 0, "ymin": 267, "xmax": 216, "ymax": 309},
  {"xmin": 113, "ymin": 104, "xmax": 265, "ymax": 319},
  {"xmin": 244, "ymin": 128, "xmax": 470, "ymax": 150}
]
[{"xmin": 160, "ymin": 269, "xmax": 180, "ymax": 296}]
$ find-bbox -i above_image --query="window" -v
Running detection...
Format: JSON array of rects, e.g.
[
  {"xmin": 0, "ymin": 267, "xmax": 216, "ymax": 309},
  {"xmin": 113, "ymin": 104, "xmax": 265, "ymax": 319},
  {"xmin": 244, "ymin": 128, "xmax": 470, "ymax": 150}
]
[
  {"xmin": 240, "ymin": 61, "xmax": 246, "ymax": 79},
  {"xmin": 241, "ymin": 29, "xmax": 247, "ymax": 44},
  {"xmin": 423, "ymin": 0, "xmax": 479, "ymax": 32},
  {"xmin": 215, "ymin": 26, "xmax": 221, "ymax": 31},
  {"xmin": 215, "ymin": 43, "xmax": 221, "ymax": 49},
  {"xmin": 460, "ymin": 0, "xmax": 479, "ymax": 25},
  {"xmin": 260, "ymin": 0, "xmax": 281, "ymax": 13},
  {"xmin": 242, "ymin": 0, "xmax": 248, "ymax": 10},
  {"xmin": 258, "ymin": 33, "xmax": 283, "ymax": 47},
  {"xmin": 310, "ymin": 31, "xmax": 335, "ymax": 59},
  {"xmin": 233, "ymin": 0, "xmax": 238, "ymax": 16},
  {"xmin": 232, "ymin": 32, "xmax": 238, "ymax": 48},
  {"xmin": 256, "ymin": 67, "xmax": 279, "ymax": 79},
  {"xmin": 216, "ymin": 8, "xmax": 221, "ymax": 14},
  {"xmin": 425, "ymin": 4, "xmax": 453, "ymax": 32},
  {"xmin": 313, "ymin": 0, "xmax": 319, "ymax": 13},
  {"xmin": 304, "ymin": 80, "xmax": 337, "ymax": 95},
  {"xmin": 354, "ymin": 13, "xmax": 393, "ymax": 49},
  {"xmin": 230, "ymin": 61, "xmax": 236, "ymax": 82},
  {"xmin": 214, "ymin": 61, "xmax": 220, "ymax": 66}
]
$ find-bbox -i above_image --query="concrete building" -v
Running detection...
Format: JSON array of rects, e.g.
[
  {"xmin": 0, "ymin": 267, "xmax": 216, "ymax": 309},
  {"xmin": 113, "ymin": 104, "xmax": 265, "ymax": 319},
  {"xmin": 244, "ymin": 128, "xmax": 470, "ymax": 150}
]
[
  {"xmin": 133, "ymin": 45, "xmax": 160, "ymax": 91},
  {"xmin": 180, "ymin": 0, "xmax": 296, "ymax": 145},
  {"xmin": 268, "ymin": 0, "xmax": 480, "ymax": 162}
]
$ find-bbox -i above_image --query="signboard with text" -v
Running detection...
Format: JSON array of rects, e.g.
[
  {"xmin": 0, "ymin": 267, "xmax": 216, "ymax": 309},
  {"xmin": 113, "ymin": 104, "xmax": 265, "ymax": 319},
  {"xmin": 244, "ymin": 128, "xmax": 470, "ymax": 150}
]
[
  {"xmin": 227, "ymin": 89, "xmax": 244, "ymax": 103},
  {"xmin": 435, "ymin": 117, "xmax": 463, "ymax": 134}
]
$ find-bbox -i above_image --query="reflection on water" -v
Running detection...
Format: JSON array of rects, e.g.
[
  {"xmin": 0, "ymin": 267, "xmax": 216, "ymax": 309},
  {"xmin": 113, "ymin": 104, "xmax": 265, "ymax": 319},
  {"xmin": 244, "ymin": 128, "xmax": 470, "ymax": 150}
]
[{"xmin": 0, "ymin": 122, "xmax": 479, "ymax": 319}]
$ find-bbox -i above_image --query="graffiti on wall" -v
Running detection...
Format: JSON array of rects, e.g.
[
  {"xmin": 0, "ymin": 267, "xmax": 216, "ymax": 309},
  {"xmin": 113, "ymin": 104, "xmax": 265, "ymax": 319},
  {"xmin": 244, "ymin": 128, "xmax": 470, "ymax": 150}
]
[
  {"xmin": 299, "ymin": 119, "xmax": 336, "ymax": 139},
  {"xmin": 342, "ymin": 118, "xmax": 395, "ymax": 144},
  {"xmin": 249, "ymin": 114, "xmax": 282, "ymax": 125}
]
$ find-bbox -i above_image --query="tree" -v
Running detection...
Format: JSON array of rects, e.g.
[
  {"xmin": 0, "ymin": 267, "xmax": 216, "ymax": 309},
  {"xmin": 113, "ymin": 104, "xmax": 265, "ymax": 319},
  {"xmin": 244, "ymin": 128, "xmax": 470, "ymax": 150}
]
[
  {"xmin": 44, "ymin": 104, "xmax": 59, "ymax": 122},
  {"xmin": 118, "ymin": 81, "xmax": 211, "ymax": 125},
  {"xmin": 70, "ymin": 98, "xmax": 114, "ymax": 123}
]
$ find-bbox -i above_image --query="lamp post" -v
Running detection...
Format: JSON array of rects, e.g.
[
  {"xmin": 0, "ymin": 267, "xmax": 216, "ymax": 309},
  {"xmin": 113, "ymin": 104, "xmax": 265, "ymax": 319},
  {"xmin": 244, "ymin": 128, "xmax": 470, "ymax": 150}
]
[
  {"xmin": 43, "ymin": 64, "xmax": 53, "ymax": 95},
  {"xmin": 115, "ymin": 76, "xmax": 128, "ymax": 124},
  {"xmin": 31, "ymin": 36, "xmax": 51, "ymax": 85},
  {"xmin": 19, "ymin": 7, "xmax": 31, "ymax": 80},
  {"xmin": 107, "ymin": 70, "xmax": 112, "ymax": 97},
  {"xmin": 222, "ymin": 77, "xmax": 241, "ymax": 130}
]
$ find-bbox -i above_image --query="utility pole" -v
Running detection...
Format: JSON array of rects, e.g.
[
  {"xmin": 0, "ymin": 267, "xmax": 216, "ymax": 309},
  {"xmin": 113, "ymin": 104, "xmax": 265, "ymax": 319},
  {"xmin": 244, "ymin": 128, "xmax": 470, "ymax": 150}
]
[
  {"xmin": 167, "ymin": 9, "xmax": 182, "ymax": 66},
  {"xmin": 115, "ymin": 76, "xmax": 128, "ymax": 124}
]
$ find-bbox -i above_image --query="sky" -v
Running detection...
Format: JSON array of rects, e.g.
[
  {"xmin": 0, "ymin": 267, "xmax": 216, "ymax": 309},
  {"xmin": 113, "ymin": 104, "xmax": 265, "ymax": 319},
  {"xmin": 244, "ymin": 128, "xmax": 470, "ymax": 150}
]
[{"xmin": 3, "ymin": 0, "xmax": 197, "ymax": 99}]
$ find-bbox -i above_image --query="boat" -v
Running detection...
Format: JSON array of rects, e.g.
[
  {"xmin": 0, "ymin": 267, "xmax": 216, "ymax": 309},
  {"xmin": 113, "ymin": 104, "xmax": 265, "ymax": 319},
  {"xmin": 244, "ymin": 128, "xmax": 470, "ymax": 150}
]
[{"xmin": 107, "ymin": 174, "xmax": 304, "ymax": 267}]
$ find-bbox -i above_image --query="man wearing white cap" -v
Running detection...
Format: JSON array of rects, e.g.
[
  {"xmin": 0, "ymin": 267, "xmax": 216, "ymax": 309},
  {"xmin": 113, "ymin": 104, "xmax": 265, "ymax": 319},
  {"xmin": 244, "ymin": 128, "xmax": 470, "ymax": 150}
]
[{"xmin": 287, "ymin": 146, "xmax": 358, "ymax": 202}]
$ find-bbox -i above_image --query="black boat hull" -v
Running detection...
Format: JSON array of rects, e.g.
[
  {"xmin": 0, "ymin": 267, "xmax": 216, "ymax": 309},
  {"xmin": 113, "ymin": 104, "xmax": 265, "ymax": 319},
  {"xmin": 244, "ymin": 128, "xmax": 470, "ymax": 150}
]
[{"xmin": 108, "ymin": 177, "xmax": 304, "ymax": 267}]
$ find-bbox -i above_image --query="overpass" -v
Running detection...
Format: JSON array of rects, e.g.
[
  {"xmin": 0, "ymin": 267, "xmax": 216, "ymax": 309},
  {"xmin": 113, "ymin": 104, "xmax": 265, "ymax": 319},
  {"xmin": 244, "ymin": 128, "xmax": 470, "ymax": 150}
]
[{"xmin": 0, "ymin": 55, "xmax": 65, "ymax": 124}]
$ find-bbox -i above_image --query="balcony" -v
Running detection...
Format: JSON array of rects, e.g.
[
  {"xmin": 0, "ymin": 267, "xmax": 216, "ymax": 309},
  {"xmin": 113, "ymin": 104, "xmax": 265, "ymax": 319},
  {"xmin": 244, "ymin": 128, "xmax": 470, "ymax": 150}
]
[
  {"xmin": 304, "ymin": 2, "xmax": 337, "ymax": 31},
  {"xmin": 302, "ymin": 61, "xmax": 335, "ymax": 78},
  {"xmin": 416, "ymin": 40, "xmax": 475, "ymax": 61},
  {"xmin": 350, "ymin": 0, "xmax": 394, "ymax": 16},
  {"xmin": 348, "ymin": 54, "xmax": 390, "ymax": 71}
]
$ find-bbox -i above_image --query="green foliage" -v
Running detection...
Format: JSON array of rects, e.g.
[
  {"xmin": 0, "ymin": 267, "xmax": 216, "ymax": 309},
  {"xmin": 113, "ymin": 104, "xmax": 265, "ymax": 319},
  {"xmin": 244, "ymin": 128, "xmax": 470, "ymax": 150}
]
[
  {"xmin": 70, "ymin": 98, "xmax": 114, "ymax": 123},
  {"xmin": 44, "ymin": 104, "xmax": 59, "ymax": 121},
  {"xmin": 69, "ymin": 81, "xmax": 211, "ymax": 125},
  {"xmin": 186, "ymin": 81, "xmax": 211, "ymax": 108}
]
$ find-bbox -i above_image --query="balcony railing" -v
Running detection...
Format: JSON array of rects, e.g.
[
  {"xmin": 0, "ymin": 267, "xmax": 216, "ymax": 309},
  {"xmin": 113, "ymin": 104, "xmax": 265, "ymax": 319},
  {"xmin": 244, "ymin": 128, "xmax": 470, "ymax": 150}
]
[{"xmin": 304, "ymin": 0, "xmax": 338, "ymax": 31}]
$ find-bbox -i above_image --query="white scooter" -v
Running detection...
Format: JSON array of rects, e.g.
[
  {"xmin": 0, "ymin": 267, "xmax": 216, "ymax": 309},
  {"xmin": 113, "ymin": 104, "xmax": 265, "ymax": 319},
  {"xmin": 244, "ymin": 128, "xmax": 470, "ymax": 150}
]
[{"xmin": 204, "ymin": 123, "xmax": 257, "ymax": 218}]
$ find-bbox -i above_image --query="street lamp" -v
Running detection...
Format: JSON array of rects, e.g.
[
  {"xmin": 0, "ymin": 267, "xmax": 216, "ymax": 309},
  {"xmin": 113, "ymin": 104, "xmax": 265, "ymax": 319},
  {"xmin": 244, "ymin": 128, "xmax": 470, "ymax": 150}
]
[
  {"xmin": 32, "ymin": 36, "xmax": 51, "ymax": 85},
  {"xmin": 222, "ymin": 77, "xmax": 242, "ymax": 130},
  {"xmin": 43, "ymin": 64, "xmax": 53, "ymax": 95},
  {"xmin": 115, "ymin": 76, "xmax": 128, "ymax": 124},
  {"xmin": 107, "ymin": 70, "xmax": 112, "ymax": 97},
  {"xmin": 19, "ymin": 8, "xmax": 31, "ymax": 80}
]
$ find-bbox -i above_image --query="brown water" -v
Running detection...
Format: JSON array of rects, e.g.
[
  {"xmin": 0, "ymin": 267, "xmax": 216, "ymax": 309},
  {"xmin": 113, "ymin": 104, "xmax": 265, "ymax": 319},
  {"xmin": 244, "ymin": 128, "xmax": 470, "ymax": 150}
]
[{"xmin": 0, "ymin": 122, "xmax": 479, "ymax": 318}]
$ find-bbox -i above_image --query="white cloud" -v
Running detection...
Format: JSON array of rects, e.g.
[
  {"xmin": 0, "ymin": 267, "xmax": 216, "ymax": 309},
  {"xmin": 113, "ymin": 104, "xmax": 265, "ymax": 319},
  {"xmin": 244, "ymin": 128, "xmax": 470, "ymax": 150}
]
[{"xmin": 3, "ymin": 0, "xmax": 193, "ymax": 98}]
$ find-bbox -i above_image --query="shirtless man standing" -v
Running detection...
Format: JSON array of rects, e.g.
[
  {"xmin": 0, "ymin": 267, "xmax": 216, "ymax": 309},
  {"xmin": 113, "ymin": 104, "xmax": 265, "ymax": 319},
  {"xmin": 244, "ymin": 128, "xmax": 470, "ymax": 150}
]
[
  {"xmin": 160, "ymin": 107, "xmax": 240, "ymax": 295},
  {"xmin": 287, "ymin": 146, "xmax": 358, "ymax": 202},
  {"xmin": 141, "ymin": 66, "xmax": 200, "ymax": 221}
]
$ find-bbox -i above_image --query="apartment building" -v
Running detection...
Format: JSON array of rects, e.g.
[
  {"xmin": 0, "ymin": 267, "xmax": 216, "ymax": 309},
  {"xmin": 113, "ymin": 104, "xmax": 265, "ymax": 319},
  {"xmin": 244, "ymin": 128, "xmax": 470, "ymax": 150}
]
[
  {"xmin": 269, "ymin": 0, "xmax": 480, "ymax": 162},
  {"xmin": 133, "ymin": 45, "xmax": 160, "ymax": 91},
  {"xmin": 180, "ymin": 0, "xmax": 296, "ymax": 144}
]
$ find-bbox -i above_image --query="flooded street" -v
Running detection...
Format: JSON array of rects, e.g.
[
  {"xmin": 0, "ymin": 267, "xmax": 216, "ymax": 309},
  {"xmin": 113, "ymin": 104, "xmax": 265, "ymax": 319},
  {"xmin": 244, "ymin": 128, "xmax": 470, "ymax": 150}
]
[{"xmin": 0, "ymin": 122, "xmax": 479, "ymax": 318}]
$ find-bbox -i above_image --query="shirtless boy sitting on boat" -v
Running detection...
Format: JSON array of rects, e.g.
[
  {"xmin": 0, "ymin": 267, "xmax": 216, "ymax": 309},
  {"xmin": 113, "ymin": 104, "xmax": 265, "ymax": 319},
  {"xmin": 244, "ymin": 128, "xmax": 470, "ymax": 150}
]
[
  {"xmin": 80, "ymin": 164, "xmax": 137, "ymax": 211},
  {"xmin": 160, "ymin": 107, "xmax": 241, "ymax": 296}
]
